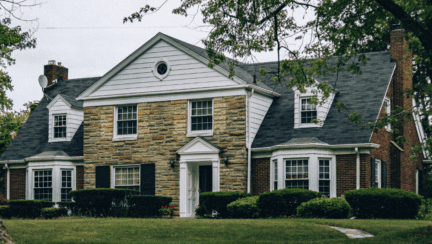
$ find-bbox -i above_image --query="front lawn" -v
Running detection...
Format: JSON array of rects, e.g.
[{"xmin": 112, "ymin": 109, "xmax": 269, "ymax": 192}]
[{"xmin": 4, "ymin": 217, "xmax": 432, "ymax": 243}]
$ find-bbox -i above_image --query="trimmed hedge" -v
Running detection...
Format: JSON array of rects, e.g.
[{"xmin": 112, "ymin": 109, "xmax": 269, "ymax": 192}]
[
  {"xmin": 70, "ymin": 188, "xmax": 139, "ymax": 217},
  {"xmin": 257, "ymin": 189, "xmax": 322, "ymax": 217},
  {"xmin": 200, "ymin": 192, "xmax": 251, "ymax": 218},
  {"xmin": 127, "ymin": 195, "xmax": 172, "ymax": 217},
  {"xmin": 345, "ymin": 188, "xmax": 423, "ymax": 219},
  {"xmin": 41, "ymin": 207, "xmax": 67, "ymax": 219},
  {"xmin": 296, "ymin": 197, "xmax": 350, "ymax": 219},
  {"xmin": 227, "ymin": 196, "xmax": 259, "ymax": 218},
  {"xmin": 8, "ymin": 200, "xmax": 54, "ymax": 218},
  {"xmin": 57, "ymin": 201, "xmax": 78, "ymax": 216},
  {"xmin": 0, "ymin": 206, "xmax": 10, "ymax": 219}
]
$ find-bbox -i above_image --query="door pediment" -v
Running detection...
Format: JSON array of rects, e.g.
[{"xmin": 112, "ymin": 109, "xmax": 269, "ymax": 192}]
[{"xmin": 177, "ymin": 137, "xmax": 221, "ymax": 155}]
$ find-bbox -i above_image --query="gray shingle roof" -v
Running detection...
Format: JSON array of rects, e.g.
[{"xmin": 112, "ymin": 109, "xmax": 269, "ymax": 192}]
[
  {"xmin": 60, "ymin": 94, "xmax": 83, "ymax": 109},
  {"xmin": 241, "ymin": 51, "xmax": 396, "ymax": 148},
  {"xmin": 0, "ymin": 77, "xmax": 100, "ymax": 161}
]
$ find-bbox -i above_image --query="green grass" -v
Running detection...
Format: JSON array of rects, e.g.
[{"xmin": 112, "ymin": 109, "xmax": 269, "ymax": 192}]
[{"xmin": 3, "ymin": 217, "xmax": 432, "ymax": 243}]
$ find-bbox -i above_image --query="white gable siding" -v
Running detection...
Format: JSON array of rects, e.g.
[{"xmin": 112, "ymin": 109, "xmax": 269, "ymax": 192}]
[
  {"xmin": 249, "ymin": 93, "xmax": 273, "ymax": 145},
  {"xmin": 48, "ymin": 99, "xmax": 84, "ymax": 142},
  {"xmin": 88, "ymin": 41, "xmax": 239, "ymax": 98}
]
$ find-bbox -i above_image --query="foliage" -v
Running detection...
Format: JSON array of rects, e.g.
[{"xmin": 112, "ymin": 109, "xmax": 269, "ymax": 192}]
[
  {"xmin": 0, "ymin": 205, "xmax": 9, "ymax": 218},
  {"xmin": 257, "ymin": 188, "xmax": 321, "ymax": 217},
  {"xmin": 69, "ymin": 188, "xmax": 139, "ymax": 217},
  {"xmin": 8, "ymin": 200, "xmax": 54, "ymax": 218},
  {"xmin": 127, "ymin": 195, "xmax": 172, "ymax": 217},
  {"xmin": 41, "ymin": 207, "xmax": 67, "ymax": 219},
  {"xmin": 158, "ymin": 205, "xmax": 175, "ymax": 215},
  {"xmin": 345, "ymin": 187, "xmax": 423, "ymax": 219},
  {"xmin": 126, "ymin": 0, "xmax": 432, "ymax": 158},
  {"xmin": 296, "ymin": 197, "xmax": 350, "ymax": 219},
  {"xmin": 227, "ymin": 196, "xmax": 259, "ymax": 218},
  {"xmin": 195, "ymin": 204, "xmax": 206, "ymax": 216},
  {"xmin": 199, "ymin": 191, "xmax": 251, "ymax": 218},
  {"xmin": 57, "ymin": 201, "xmax": 78, "ymax": 216}
]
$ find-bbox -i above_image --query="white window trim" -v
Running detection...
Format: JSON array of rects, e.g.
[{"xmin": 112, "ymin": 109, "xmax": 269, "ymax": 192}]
[
  {"xmin": 318, "ymin": 158, "xmax": 332, "ymax": 197},
  {"xmin": 60, "ymin": 169, "xmax": 74, "ymax": 202},
  {"xmin": 51, "ymin": 114, "xmax": 68, "ymax": 142},
  {"xmin": 375, "ymin": 159, "xmax": 382, "ymax": 188},
  {"xmin": 113, "ymin": 104, "xmax": 138, "ymax": 141},
  {"xmin": 110, "ymin": 164, "xmax": 141, "ymax": 191},
  {"xmin": 187, "ymin": 99, "xmax": 214, "ymax": 137},
  {"xmin": 297, "ymin": 95, "xmax": 320, "ymax": 129},
  {"xmin": 384, "ymin": 97, "xmax": 391, "ymax": 132},
  {"xmin": 152, "ymin": 58, "xmax": 171, "ymax": 81},
  {"xmin": 284, "ymin": 158, "xmax": 310, "ymax": 189}
]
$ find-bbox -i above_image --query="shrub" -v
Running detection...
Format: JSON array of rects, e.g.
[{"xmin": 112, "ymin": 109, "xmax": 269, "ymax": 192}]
[
  {"xmin": 200, "ymin": 192, "xmax": 251, "ymax": 218},
  {"xmin": 8, "ymin": 200, "xmax": 54, "ymax": 218},
  {"xmin": 345, "ymin": 188, "xmax": 423, "ymax": 219},
  {"xmin": 70, "ymin": 188, "xmax": 139, "ymax": 217},
  {"xmin": 195, "ymin": 205, "xmax": 206, "ymax": 216},
  {"xmin": 257, "ymin": 188, "xmax": 321, "ymax": 217},
  {"xmin": 41, "ymin": 207, "xmax": 67, "ymax": 219},
  {"xmin": 227, "ymin": 196, "xmax": 259, "ymax": 218},
  {"xmin": 159, "ymin": 205, "xmax": 175, "ymax": 215},
  {"xmin": 0, "ymin": 206, "xmax": 10, "ymax": 219},
  {"xmin": 57, "ymin": 201, "xmax": 78, "ymax": 216},
  {"xmin": 296, "ymin": 197, "xmax": 350, "ymax": 219},
  {"xmin": 127, "ymin": 195, "xmax": 172, "ymax": 217}
]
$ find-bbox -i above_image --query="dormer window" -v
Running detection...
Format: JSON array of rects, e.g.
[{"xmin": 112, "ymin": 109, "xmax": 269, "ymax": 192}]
[
  {"xmin": 301, "ymin": 98, "xmax": 317, "ymax": 124},
  {"xmin": 54, "ymin": 115, "xmax": 67, "ymax": 138}
]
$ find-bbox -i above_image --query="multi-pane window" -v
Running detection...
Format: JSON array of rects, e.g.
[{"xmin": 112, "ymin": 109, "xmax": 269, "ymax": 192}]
[
  {"xmin": 117, "ymin": 105, "xmax": 137, "ymax": 135},
  {"xmin": 34, "ymin": 171, "xmax": 52, "ymax": 201},
  {"xmin": 384, "ymin": 97, "xmax": 391, "ymax": 131},
  {"xmin": 273, "ymin": 160, "xmax": 278, "ymax": 191},
  {"xmin": 301, "ymin": 98, "xmax": 317, "ymax": 124},
  {"xmin": 191, "ymin": 100, "xmax": 213, "ymax": 131},
  {"xmin": 115, "ymin": 167, "xmax": 140, "ymax": 191},
  {"xmin": 54, "ymin": 115, "xmax": 67, "ymax": 138},
  {"xmin": 319, "ymin": 160, "xmax": 330, "ymax": 197},
  {"xmin": 61, "ymin": 170, "xmax": 72, "ymax": 201},
  {"xmin": 285, "ymin": 159, "xmax": 309, "ymax": 189}
]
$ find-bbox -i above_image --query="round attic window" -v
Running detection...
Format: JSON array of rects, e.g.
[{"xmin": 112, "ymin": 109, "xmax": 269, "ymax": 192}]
[
  {"xmin": 157, "ymin": 62, "xmax": 168, "ymax": 75},
  {"xmin": 152, "ymin": 58, "xmax": 171, "ymax": 81}
]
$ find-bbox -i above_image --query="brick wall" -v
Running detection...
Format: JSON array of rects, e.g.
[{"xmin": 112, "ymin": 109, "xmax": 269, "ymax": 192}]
[
  {"xmin": 10, "ymin": 169, "xmax": 25, "ymax": 200},
  {"xmin": 360, "ymin": 154, "xmax": 371, "ymax": 189},
  {"xmin": 84, "ymin": 95, "xmax": 247, "ymax": 210},
  {"xmin": 251, "ymin": 158, "xmax": 270, "ymax": 195},
  {"xmin": 336, "ymin": 155, "xmax": 356, "ymax": 196},
  {"xmin": 76, "ymin": 166, "xmax": 84, "ymax": 190}
]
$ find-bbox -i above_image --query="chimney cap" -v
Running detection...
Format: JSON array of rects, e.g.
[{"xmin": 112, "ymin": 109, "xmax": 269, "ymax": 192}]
[{"xmin": 48, "ymin": 60, "xmax": 56, "ymax": 65}]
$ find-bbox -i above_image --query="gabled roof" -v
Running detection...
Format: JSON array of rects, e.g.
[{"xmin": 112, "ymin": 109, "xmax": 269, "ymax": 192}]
[
  {"xmin": 245, "ymin": 51, "xmax": 396, "ymax": 148},
  {"xmin": 77, "ymin": 32, "xmax": 274, "ymax": 100},
  {"xmin": 47, "ymin": 94, "xmax": 83, "ymax": 110},
  {"xmin": 0, "ymin": 77, "xmax": 100, "ymax": 161}
]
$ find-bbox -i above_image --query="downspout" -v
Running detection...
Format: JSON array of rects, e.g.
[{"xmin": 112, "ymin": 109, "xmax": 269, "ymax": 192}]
[
  {"xmin": 355, "ymin": 147, "xmax": 360, "ymax": 189},
  {"xmin": 6, "ymin": 163, "xmax": 10, "ymax": 200},
  {"xmin": 247, "ymin": 89, "xmax": 255, "ymax": 194}
]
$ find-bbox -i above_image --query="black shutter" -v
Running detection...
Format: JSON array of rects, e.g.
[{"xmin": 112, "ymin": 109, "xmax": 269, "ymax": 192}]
[
  {"xmin": 96, "ymin": 166, "xmax": 110, "ymax": 188},
  {"xmin": 371, "ymin": 158, "xmax": 376, "ymax": 187},
  {"xmin": 382, "ymin": 161, "xmax": 387, "ymax": 188},
  {"xmin": 140, "ymin": 164, "xmax": 155, "ymax": 195}
]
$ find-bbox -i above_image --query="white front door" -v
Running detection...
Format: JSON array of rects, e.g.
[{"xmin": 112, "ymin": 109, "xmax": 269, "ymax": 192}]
[{"xmin": 187, "ymin": 164, "xmax": 198, "ymax": 217}]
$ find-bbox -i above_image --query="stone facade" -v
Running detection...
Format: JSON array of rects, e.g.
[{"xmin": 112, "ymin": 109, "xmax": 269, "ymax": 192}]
[{"xmin": 83, "ymin": 95, "xmax": 247, "ymax": 211}]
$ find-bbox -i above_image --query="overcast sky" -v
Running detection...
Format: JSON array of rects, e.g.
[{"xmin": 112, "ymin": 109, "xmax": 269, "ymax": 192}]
[{"xmin": 4, "ymin": 0, "xmax": 300, "ymax": 112}]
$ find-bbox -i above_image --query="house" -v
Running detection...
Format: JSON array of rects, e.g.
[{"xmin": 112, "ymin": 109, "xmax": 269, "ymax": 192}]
[{"xmin": 0, "ymin": 28, "xmax": 430, "ymax": 218}]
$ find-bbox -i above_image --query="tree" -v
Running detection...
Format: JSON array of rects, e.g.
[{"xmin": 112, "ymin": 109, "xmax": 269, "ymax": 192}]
[{"xmin": 126, "ymin": 0, "xmax": 432, "ymax": 158}]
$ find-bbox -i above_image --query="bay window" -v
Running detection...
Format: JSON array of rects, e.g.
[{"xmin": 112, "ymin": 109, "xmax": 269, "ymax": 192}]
[
  {"xmin": 285, "ymin": 159, "xmax": 309, "ymax": 189},
  {"xmin": 319, "ymin": 159, "xmax": 330, "ymax": 197},
  {"xmin": 34, "ymin": 170, "xmax": 53, "ymax": 201}
]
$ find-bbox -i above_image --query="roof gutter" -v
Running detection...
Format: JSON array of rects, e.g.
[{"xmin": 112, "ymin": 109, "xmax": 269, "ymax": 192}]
[
  {"xmin": 247, "ymin": 84, "xmax": 281, "ymax": 98},
  {"xmin": 252, "ymin": 143, "xmax": 380, "ymax": 152},
  {"xmin": 0, "ymin": 156, "xmax": 84, "ymax": 164}
]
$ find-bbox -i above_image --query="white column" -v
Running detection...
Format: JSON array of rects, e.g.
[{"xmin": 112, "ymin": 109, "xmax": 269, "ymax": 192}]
[
  {"xmin": 309, "ymin": 156, "xmax": 319, "ymax": 192},
  {"xmin": 356, "ymin": 148, "xmax": 360, "ymax": 190},
  {"xmin": 331, "ymin": 156, "xmax": 337, "ymax": 198},
  {"xmin": 278, "ymin": 157, "xmax": 284, "ymax": 190},
  {"xmin": 6, "ymin": 166, "xmax": 10, "ymax": 200},
  {"xmin": 52, "ymin": 167, "xmax": 61, "ymax": 203},
  {"xmin": 179, "ymin": 162, "xmax": 187, "ymax": 218},
  {"xmin": 212, "ymin": 160, "xmax": 220, "ymax": 192}
]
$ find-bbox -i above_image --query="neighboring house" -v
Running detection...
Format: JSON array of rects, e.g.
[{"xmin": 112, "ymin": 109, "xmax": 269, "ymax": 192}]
[{"xmin": 0, "ymin": 28, "xmax": 430, "ymax": 218}]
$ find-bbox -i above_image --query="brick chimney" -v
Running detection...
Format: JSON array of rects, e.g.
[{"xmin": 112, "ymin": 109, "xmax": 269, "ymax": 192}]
[{"xmin": 44, "ymin": 60, "xmax": 68, "ymax": 87}]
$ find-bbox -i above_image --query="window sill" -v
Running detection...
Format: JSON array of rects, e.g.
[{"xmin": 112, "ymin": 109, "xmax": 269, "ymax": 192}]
[
  {"xmin": 112, "ymin": 135, "xmax": 138, "ymax": 141},
  {"xmin": 49, "ymin": 137, "xmax": 69, "ymax": 142},
  {"xmin": 296, "ymin": 123, "xmax": 321, "ymax": 129},
  {"xmin": 186, "ymin": 130, "xmax": 213, "ymax": 138}
]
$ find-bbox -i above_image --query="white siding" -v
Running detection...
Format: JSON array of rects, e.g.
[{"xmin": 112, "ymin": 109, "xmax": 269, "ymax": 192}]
[
  {"xmin": 88, "ymin": 41, "xmax": 239, "ymax": 98},
  {"xmin": 48, "ymin": 99, "xmax": 84, "ymax": 142},
  {"xmin": 249, "ymin": 93, "xmax": 273, "ymax": 145}
]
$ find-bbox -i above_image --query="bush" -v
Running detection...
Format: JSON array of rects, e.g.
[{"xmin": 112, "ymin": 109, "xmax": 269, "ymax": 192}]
[
  {"xmin": 127, "ymin": 195, "xmax": 172, "ymax": 217},
  {"xmin": 345, "ymin": 188, "xmax": 423, "ymax": 219},
  {"xmin": 57, "ymin": 201, "xmax": 78, "ymax": 216},
  {"xmin": 227, "ymin": 196, "xmax": 259, "ymax": 218},
  {"xmin": 257, "ymin": 188, "xmax": 321, "ymax": 217},
  {"xmin": 8, "ymin": 200, "xmax": 54, "ymax": 218},
  {"xmin": 41, "ymin": 207, "xmax": 67, "ymax": 219},
  {"xmin": 296, "ymin": 197, "xmax": 350, "ymax": 219},
  {"xmin": 200, "ymin": 192, "xmax": 251, "ymax": 218},
  {"xmin": 70, "ymin": 188, "xmax": 139, "ymax": 217},
  {"xmin": 0, "ymin": 206, "xmax": 10, "ymax": 219}
]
